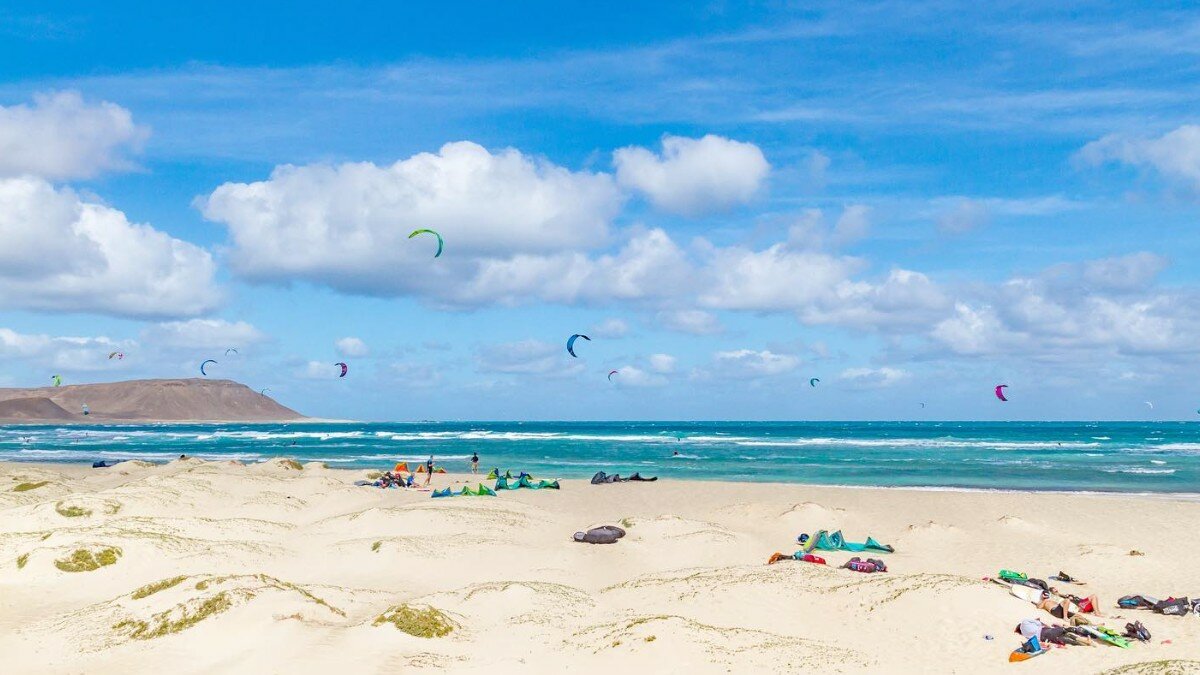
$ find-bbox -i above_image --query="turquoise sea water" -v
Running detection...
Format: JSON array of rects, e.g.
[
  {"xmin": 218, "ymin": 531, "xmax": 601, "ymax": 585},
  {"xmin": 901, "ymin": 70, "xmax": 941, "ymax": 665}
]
[{"xmin": 2, "ymin": 421, "xmax": 1199, "ymax": 494}]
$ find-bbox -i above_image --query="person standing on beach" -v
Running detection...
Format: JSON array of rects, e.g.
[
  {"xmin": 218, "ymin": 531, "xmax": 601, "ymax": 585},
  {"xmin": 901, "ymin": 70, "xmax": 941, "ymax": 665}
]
[
  {"xmin": 470, "ymin": 452, "xmax": 479, "ymax": 474},
  {"xmin": 425, "ymin": 455, "xmax": 434, "ymax": 486}
]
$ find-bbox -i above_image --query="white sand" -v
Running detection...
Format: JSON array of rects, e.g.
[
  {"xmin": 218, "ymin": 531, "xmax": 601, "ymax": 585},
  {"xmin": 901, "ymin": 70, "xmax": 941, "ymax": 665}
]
[{"xmin": 2, "ymin": 459, "xmax": 1199, "ymax": 674}]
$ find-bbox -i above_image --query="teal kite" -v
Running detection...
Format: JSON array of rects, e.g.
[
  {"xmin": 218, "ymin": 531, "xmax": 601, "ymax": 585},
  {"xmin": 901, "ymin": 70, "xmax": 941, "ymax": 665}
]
[{"xmin": 408, "ymin": 229, "xmax": 443, "ymax": 257}]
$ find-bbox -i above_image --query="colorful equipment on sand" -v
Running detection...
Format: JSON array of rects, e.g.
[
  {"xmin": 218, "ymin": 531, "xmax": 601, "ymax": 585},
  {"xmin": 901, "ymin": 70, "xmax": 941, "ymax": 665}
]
[
  {"xmin": 807, "ymin": 529, "xmax": 895, "ymax": 553},
  {"xmin": 494, "ymin": 475, "xmax": 560, "ymax": 490},
  {"xmin": 431, "ymin": 484, "xmax": 496, "ymax": 498},
  {"xmin": 415, "ymin": 464, "xmax": 447, "ymax": 474},
  {"xmin": 393, "ymin": 462, "xmax": 410, "ymax": 473}
]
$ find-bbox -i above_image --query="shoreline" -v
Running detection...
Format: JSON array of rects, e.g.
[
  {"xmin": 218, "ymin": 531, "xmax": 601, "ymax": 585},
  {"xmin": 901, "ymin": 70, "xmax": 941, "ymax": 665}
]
[{"xmin": 5, "ymin": 458, "xmax": 1199, "ymax": 499}]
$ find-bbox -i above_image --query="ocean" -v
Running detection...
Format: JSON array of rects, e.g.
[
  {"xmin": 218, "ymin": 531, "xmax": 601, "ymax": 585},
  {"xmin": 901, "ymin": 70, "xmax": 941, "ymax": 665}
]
[{"xmin": 2, "ymin": 421, "xmax": 1198, "ymax": 494}]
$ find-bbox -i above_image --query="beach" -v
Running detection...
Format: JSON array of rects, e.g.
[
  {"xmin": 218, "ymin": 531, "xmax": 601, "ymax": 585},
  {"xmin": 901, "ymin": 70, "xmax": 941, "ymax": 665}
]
[{"xmin": 3, "ymin": 459, "xmax": 1199, "ymax": 673}]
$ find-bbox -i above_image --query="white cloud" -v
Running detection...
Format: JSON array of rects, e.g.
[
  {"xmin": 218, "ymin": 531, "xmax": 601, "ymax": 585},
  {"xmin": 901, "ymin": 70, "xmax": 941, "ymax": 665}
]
[
  {"xmin": 142, "ymin": 319, "xmax": 265, "ymax": 350},
  {"xmin": 0, "ymin": 91, "xmax": 147, "ymax": 180},
  {"xmin": 609, "ymin": 365, "xmax": 668, "ymax": 388},
  {"xmin": 656, "ymin": 309, "xmax": 723, "ymax": 335},
  {"xmin": 589, "ymin": 318, "xmax": 630, "ymax": 339},
  {"xmin": 614, "ymin": 134, "xmax": 769, "ymax": 215},
  {"xmin": 712, "ymin": 349, "xmax": 800, "ymax": 377},
  {"xmin": 201, "ymin": 141, "xmax": 624, "ymax": 291},
  {"xmin": 930, "ymin": 265, "xmax": 1200, "ymax": 359},
  {"xmin": 1079, "ymin": 125, "xmax": 1200, "ymax": 190},
  {"xmin": 0, "ymin": 177, "xmax": 220, "ymax": 318},
  {"xmin": 839, "ymin": 366, "xmax": 909, "ymax": 387},
  {"xmin": 648, "ymin": 353, "xmax": 677, "ymax": 373},
  {"xmin": 335, "ymin": 336, "xmax": 369, "ymax": 357},
  {"xmin": 700, "ymin": 244, "xmax": 863, "ymax": 312},
  {"xmin": 0, "ymin": 328, "xmax": 126, "ymax": 372},
  {"xmin": 831, "ymin": 204, "xmax": 871, "ymax": 245},
  {"xmin": 928, "ymin": 196, "xmax": 1082, "ymax": 234},
  {"xmin": 476, "ymin": 340, "xmax": 582, "ymax": 377},
  {"xmin": 297, "ymin": 360, "xmax": 345, "ymax": 380}
]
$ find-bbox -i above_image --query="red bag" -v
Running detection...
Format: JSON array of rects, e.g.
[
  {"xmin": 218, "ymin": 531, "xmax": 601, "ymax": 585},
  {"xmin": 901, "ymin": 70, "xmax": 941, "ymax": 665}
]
[{"xmin": 801, "ymin": 554, "xmax": 826, "ymax": 565}]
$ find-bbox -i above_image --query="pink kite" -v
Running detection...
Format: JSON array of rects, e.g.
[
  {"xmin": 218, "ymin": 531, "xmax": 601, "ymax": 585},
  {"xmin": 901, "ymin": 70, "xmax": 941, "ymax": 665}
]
[{"xmin": 994, "ymin": 384, "xmax": 1008, "ymax": 401}]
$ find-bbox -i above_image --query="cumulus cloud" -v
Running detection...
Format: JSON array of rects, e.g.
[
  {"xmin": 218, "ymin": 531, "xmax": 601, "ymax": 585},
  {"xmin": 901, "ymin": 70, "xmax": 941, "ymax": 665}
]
[
  {"xmin": 609, "ymin": 364, "xmax": 668, "ymax": 387},
  {"xmin": 614, "ymin": 134, "xmax": 769, "ymax": 215},
  {"xmin": 0, "ymin": 327, "xmax": 127, "ymax": 372},
  {"xmin": 142, "ymin": 319, "xmax": 265, "ymax": 350},
  {"xmin": 0, "ymin": 177, "xmax": 220, "ymax": 318},
  {"xmin": 930, "ymin": 262, "xmax": 1200, "ymax": 360},
  {"xmin": 336, "ymin": 336, "xmax": 369, "ymax": 357},
  {"xmin": 1079, "ymin": 125, "xmax": 1200, "ymax": 190},
  {"xmin": 202, "ymin": 141, "xmax": 623, "ymax": 289},
  {"xmin": 0, "ymin": 91, "xmax": 147, "ymax": 180},
  {"xmin": 712, "ymin": 349, "xmax": 800, "ymax": 377},
  {"xmin": 839, "ymin": 366, "xmax": 909, "ymax": 388},
  {"xmin": 656, "ymin": 309, "xmax": 723, "ymax": 335},
  {"xmin": 297, "ymin": 360, "xmax": 345, "ymax": 380},
  {"xmin": 648, "ymin": 353, "xmax": 677, "ymax": 373}
]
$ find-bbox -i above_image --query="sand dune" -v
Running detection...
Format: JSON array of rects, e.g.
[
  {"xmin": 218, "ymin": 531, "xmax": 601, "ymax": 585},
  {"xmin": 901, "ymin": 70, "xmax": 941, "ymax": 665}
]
[
  {"xmin": 2, "ymin": 461, "xmax": 1200, "ymax": 673},
  {"xmin": 0, "ymin": 378, "xmax": 304, "ymax": 423}
]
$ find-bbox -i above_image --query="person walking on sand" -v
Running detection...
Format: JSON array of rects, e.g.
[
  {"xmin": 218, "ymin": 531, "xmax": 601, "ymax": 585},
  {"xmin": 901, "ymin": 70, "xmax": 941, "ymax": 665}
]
[
  {"xmin": 425, "ymin": 455, "xmax": 434, "ymax": 486},
  {"xmin": 470, "ymin": 452, "xmax": 479, "ymax": 474}
]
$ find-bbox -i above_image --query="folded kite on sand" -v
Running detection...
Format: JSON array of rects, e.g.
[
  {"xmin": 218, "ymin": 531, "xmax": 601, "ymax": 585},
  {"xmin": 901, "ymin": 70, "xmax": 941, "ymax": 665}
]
[
  {"xmin": 495, "ymin": 476, "xmax": 560, "ymax": 490},
  {"xmin": 804, "ymin": 529, "xmax": 895, "ymax": 553},
  {"xmin": 574, "ymin": 525, "xmax": 625, "ymax": 544}
]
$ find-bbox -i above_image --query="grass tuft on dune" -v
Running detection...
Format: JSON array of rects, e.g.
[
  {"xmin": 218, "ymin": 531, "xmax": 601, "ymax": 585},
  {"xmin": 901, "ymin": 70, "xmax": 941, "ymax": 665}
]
[
  {"xmin": 114, "ymin": 592, "xmax": 233, "ymax": 640},
  {"xmin": 131, "ymin": 576, "xmax": 188, "ymax": 600},
  {"xmin": 13, "ymin": 481, "xmax": 49, "ymax": 492},
  {"xmin": 55, "ymin": 502, "xmax": 92, "ymax": 518},
  {"xmin": 55, "ymin": 547, "xmax": 122, "ymax": 572},
  {"xmin": 16, "ymin": 552, "xmax": 29, "ymax": 569},
  {"xmin": 373, "ymin": 604, "xmax": 457, "ymax": 638}
]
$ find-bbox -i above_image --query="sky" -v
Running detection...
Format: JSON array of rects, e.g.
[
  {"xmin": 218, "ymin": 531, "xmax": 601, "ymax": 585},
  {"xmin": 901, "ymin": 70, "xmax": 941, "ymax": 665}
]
[{"xmin": 2, "ymin": 1, "xmax": 1200, "ymax": 421}]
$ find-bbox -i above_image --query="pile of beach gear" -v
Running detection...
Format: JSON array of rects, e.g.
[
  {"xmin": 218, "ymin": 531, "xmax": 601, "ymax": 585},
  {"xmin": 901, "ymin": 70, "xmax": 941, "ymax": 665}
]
[
  {"xmin": 766, "ymin": 529, "xmax": 894, "ymax": 574},
  {"xmin": 990, "ymin": 568, "xmax": 1165, "ymax": 661}
]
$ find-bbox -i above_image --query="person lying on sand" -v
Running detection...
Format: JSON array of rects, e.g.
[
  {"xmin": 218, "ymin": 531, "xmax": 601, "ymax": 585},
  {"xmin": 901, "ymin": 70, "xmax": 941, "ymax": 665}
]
[{"xmin": 1037, "ymin": 590, "xmax": 1103, "ymax": 621}]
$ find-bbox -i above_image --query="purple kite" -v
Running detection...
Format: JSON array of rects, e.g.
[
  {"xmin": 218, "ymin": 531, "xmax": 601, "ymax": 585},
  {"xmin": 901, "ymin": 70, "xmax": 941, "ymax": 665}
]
[
  {"xmin": 994, "ymin": 384, "xmax": 1008, "ymax": 401},
  {"xmin": 335, "ymin": 362, "xmax": 348, "ymax": 378}
]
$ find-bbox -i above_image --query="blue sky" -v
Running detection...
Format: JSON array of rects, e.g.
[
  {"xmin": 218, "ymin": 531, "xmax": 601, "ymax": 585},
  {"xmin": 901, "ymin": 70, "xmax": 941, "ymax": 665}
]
[{"xmin": 2, "ymin": 1, "xmax": 1200, "ymax": 420}]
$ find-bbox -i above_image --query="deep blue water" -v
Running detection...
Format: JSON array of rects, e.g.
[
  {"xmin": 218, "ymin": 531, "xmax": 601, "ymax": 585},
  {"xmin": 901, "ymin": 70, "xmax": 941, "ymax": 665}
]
[{"xmin": 3, "ymin": 421, "xmax": 1199, "ymax": 493}]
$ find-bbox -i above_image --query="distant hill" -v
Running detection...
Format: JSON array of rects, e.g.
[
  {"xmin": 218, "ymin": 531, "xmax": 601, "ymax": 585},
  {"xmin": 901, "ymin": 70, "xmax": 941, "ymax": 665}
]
[{"xmin": 0, "ymin": 379, "xmax": 305, "ymax": 423}]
